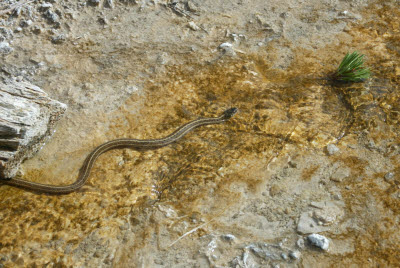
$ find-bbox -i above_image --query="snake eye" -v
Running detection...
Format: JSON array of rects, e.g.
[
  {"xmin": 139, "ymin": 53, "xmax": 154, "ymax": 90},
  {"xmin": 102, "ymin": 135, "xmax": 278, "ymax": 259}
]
[{"xmin": 222, "ymin": 108, "xmax": 238, "ymax": 119}]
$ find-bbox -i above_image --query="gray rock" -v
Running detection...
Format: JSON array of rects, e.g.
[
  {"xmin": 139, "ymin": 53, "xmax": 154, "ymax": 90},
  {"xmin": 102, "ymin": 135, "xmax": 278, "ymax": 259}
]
[
  {"xmin": 326, "ymin": 144, "xmax": 339, "ymax": 155},
  {"xmin": 88, "ymin": 0, "xmax": 100, "ymax": 6},
  {"xmin": 32, "ymin": 26, "xmax": 42, "ymax": 34},
  {"xmin": 0, "ymin": 27, "xmax": 13, "ymax": 42},
  {"xmin": 296, "ymin": 238, "xmax": 305, "ymax": 249},
  {"xmin": 307, "ymin": 234, "xmax": 329, "ymax": 251},
  {"xmin": 105, "ymin": 0, "xmax": 114, "ymax": 8},
  {"xmin": 44, "ymin": 10, "xmax": 59, "ymax": 23},
  {"xmin": 289, "ymin": 250, "xmax": 301, "ymax": 259},
  {"xmin": 221, "ymin": 234, "xmax": 236, "ymax": 242},
  {"xmin": 0, "ymin": 80, "xmax": 67, "ymax": 178},
  {"xmin": 0, "ymin": 42, "xmax": 13, "ymax": 54},
  {"xmin": 20, "ymin": 19, "xmax": 33, "ymax": 27},
  {"xmin": 51, "ymin": 34, "xmax": 67, "ymax": 44},
  {"xmin": 384, "ymin": 172, "xmax": 394, "ymax": 182},
  {"xmin": 40, "ymin": 3, "xmax": 53, "ymax": 10}
]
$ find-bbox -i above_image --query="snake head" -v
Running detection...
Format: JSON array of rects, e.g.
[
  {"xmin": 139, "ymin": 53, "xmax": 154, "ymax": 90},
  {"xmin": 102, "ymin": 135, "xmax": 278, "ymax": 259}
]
[{"xmin": 221, "ymin": 107, "xmax": 238, "ymax": 120}]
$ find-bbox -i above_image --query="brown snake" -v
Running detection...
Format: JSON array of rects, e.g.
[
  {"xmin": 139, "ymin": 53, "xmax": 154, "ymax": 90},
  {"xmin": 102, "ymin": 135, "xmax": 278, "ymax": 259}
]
[{"xmin": 1, "ymin": 108, "xmax": 238, "ymax": 194}]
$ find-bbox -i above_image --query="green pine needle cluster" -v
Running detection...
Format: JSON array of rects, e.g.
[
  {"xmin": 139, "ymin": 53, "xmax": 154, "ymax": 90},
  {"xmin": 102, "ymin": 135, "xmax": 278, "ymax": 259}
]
[{"xmin": 333, "ymin": 51, "xmax": 370, "ymax": 82}]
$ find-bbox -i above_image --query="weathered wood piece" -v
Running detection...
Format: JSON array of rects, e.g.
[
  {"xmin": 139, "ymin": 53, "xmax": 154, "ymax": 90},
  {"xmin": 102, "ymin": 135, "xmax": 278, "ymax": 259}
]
[{"xmin": 0, "ymin": 80, "xmax": 67, "ymax": 178}]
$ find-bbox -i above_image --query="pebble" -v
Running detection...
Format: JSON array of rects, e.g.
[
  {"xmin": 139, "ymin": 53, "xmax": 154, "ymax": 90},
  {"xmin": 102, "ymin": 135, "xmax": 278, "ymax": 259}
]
[
  {"xmin": 0, "ymin": 42, "xmax": 13, "ymax": 54},
  {"xmin": 15, "ymin": 27, "xmax": 22, "ymax": 32},
  {"xmin": 32, "ymin": 26, "xmax": 42, "ymax": 34},
  {"xmin": 307, "ymin": 234, "xmax": 329, "ymax": 251},
  {"xmin": 280, "ymin": 253, "xmax": 288, "ymax": 260},
  {"xmin": 384, "ymin": 172, "xmax": 394, "ymax": 182},
  {"xmin": 0, "ymin": 27, "xmax": 13, "ymax": 42},
  {"xmin": 40, "ymin": 3, "xmax": 53, "ymax": 10},
  {"xmin": 289, "ymin": 250, "xmax": 301, "ymax": 259},
  {"xmin": 105, "ymin": 0, "xmax": 114, "ymax": 8},
  {"xmin": 326, "ymin": 144, "xmax": 339, "ymax": 155},
  {"xmin": 89, "ymin": 0, "xmax": 100, "ymax": 6},
  {"xmin": 332, "ymin": 193, "xmax": 342, "ymax": 200},
  {"xmin": 221, "ymin": 234, "xmax": 236, "ymax": 242},
  {"xmin": 20, "ymin": 20, "xmax": 33, "ymax": 27},
  {"xmin": 45, "ymin": 10, "xmax": 59, "ymax": 23},
  {"xmin": 51, "ymin": 34, "xmax": 67, "ymax": 44},
  {"xmin": 188, "ymin": 21, "xmax": 200, "ymax": 31},
  {"xmin": 218, "ymin": 42, "xmax": 236, "ymax": 56},
  {"xmin": 296, "ymin": 238, "xmax": 305, "ymax": 249}
]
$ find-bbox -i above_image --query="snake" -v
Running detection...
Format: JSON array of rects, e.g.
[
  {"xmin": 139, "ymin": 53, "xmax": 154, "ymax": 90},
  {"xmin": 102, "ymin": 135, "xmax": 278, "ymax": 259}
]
[{"xmin": 1, "ymin": 108, "xmax": 238, "ymax": 194}]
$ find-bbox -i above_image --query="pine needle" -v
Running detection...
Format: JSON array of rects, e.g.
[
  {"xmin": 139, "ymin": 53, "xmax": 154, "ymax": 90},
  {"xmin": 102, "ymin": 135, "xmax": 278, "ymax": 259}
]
[{"xmin": 333, "ymin": 51, "xmax": 370, "ymax": 82}]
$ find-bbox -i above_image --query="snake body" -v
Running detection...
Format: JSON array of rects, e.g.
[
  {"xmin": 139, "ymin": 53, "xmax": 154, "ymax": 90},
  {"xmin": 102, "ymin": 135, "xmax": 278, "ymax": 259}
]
[{"xmin": 2, "ymin": 108, "xmax": 238, "ymax": 194}]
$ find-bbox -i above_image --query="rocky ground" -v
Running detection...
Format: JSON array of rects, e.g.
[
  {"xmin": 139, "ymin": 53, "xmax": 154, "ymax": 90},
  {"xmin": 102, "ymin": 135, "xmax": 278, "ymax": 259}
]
[{"xmin": 0, "ymin": 0, "xmax": 399, "ymax": 267}]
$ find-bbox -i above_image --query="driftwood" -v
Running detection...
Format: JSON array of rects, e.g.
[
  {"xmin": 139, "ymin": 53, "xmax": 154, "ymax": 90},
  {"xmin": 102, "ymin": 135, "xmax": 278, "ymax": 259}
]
[{"xmin": 0, "ymin": 80, "xmax": 67, "ymax": 178}]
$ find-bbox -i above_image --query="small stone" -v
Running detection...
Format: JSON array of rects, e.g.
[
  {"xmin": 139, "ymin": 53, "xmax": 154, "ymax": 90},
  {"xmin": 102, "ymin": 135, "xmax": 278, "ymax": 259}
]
[
  {"xmin": 51, "ymin": 34, "xmax": 67, "ymax": 44},
  {"xmin": 281, "ymin": 253, "xmax": 288, "ymax": 260},
  {"xmin": 187, "ymin": 1, "xmax": 199, "ymax": 13},
  {"xmin": 88, "ymin": 0, "xmax": 100, "ymax": 6},
  {"xmin": 367, "ymin": 140, "xmax": 376, "ymax": 149},
  {"xmin": 333, "ymin": 193, "xmax": 342, "ymax": 200},
  {"xmin": 105, "ymin": 0, "xmax": 114, "ymax": 8},
  {"xmin": 221, "ymin": 234, "xmax": 236, "ymax": 242},
  {"xmin": 288, "ymin": 160, "xmax": 298, "ymax": 168},
  {"xmin": 40, "ymin": 3, "xmax": 53, "ymax": 10},
  {"xmin": 326, "ymin": 144, "xmax": 339, "ymax": 155},
  {"xmin": 98, "ymin": 17, "xmax": 108, "ymax": 25},
  {"xmin": 32, "ymin": 26, "xmax": 42, "ymax": 34},
  {"xmin": 289, "ymin": 250, "xmax": 301, "ymax": 259},
  {"xmin": 218, "ymin": 42, "xmax": 236, "ymax": 56},
  {"xmin": 0, "ymin": 27, "xmax": 13, "ymax": 42},
  {"xmin": 45, "ymin": 10, "xmax": 59, "ymax": 23},
  {"xmin": 307, "ymin": 234, "xmax": 329, "ymax": 251},
  {"xmin": 296, "ymin": 238, "xmax": 305, "ymax": 249},
  {"xmin": 15, "ymin": 27, "xmax": 22, "ymax": 32},
  {"xmin": 188, "ymin": 21, "xmax": 200, "ymax": 31},
  {"xmin": 384, "ymin": 172, "xmax": 394, "ymax": 182},
  {"xmin": 20, "ymin": 20, "xmax": 32, "ymax": 27},
  {"xmin": 0, "ymin": 42, "xmax": 13, "ymax": 54},
  {"xmin": 156, "ymin": 52, "xmax": 169, "ymax": 65}
]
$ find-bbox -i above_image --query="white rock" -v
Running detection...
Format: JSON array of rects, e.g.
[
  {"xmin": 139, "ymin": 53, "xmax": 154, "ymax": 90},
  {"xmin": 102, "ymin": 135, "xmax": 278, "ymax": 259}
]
[
  {"xmin": 221, "ymin": 234, "xmax": 236, "ymax": 242},
  {"xmin": 296, "ymin": 238, "xmax": 305, "ymax": 249},
  {"xmin": 384, "ymin": 172, "xmax": 394, "ymax": 182},
  {"xmin": 0, "ymin": 42, "xmax": 13, "ymax": 54},
  {"xmin": 188, "ymin": 21, "xmax": 200, "ymax": 31},
  {"xmin": 219, "ymin": 42, "xmax": 233, "ymax": 49},
  {"xmin": 307, "ymin": 234, "xmax": 329, "ymax": 251},
  {"xmin": 218, "ymin": 42, "xmax": 236, "ymax": 56},
  {"xmin": 289, "ymin": 250, "xmax": 301, "ymax": 259},
  {"xmin": 326, "ymin": 143, "xmax": 339, "ymax": 155}
]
